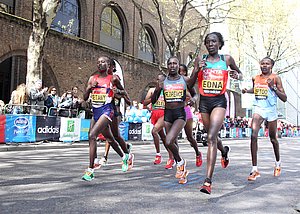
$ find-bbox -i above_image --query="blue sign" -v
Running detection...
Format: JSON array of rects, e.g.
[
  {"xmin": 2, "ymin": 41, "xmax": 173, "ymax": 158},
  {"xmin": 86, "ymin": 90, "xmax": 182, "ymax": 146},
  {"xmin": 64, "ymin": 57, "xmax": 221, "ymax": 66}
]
[
  {"xmin": 5, "ymin": 115, "xmax": 36, "ymax": 142},
  {"xmin": 80, "ymin": 119, "xmax": 90, "ymax": 141}
]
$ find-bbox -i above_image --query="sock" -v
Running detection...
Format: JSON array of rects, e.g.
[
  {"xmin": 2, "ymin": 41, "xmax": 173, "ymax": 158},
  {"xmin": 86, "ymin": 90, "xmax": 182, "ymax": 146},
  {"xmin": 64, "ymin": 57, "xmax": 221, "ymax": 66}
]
[
  {"xmin": 87, "ymin": 167, "xmax": 94, "ymax": 173},
  {"xmin": 94, "ymin": 158, "xmax": 99, "ymax": 164},
  {"xmin": 177, "ymin": 159, "xmax": 184, "ymax": 166},
  {"xmin": 156, "ymin": 153, "xmax": 161, "ymax": 156},
  {"xmin": 251, "ymin": 166, "xmax": 258, "ymax": 173},
  {"xmin": 122, "ymin": 154, "xmax": 128, "ymax": 160},
  {"xmin": 275, "ymin": 161, "xmax": 281, "ymax": 167}
]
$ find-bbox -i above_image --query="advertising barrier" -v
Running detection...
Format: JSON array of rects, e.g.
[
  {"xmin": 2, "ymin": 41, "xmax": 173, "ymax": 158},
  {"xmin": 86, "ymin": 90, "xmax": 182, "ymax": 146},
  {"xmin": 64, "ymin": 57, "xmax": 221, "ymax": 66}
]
[
  {"xmin": 128, "ymin": 123, "xmax": 142, "ymax": 141},
  {"xmin": 0, "ymin": 113, "xmax": 298, "ymax": 144},
  {"xmin": 142, "ymin": 122, "xmax": 153, "ymax": 141},
  {"xmin": 59, "ymin": 117, "xmax": 81, "ymax": 142},
  {"xmin": 0, "ymin": 115, "xmax": 5, "ymax": 143},
  {"xmin": 36, "ymin": 116, "xmax": 60, "ymax": 141},
  {"xmin": 5, "ymin": 114, "xmax": 36, "ymax": 143}
]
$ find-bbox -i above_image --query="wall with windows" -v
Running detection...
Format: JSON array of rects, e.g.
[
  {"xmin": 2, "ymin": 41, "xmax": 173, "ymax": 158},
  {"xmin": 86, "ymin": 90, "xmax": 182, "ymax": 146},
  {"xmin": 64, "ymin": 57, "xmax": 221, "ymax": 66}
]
[{"xmin": 0, "ymin": 0, "xmax": 205, "ymax": 106}]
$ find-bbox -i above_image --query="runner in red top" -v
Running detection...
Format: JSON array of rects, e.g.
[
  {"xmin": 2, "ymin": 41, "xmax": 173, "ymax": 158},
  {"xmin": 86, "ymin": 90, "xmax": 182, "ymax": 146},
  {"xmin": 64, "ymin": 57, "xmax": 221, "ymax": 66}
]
[
  {"xmin": 81, "ymin": 56, "xmax": 133, "ymax": 181},
  {"xmin": 189, "ymin": 32, "xmax": 243, "ymax": 194}
]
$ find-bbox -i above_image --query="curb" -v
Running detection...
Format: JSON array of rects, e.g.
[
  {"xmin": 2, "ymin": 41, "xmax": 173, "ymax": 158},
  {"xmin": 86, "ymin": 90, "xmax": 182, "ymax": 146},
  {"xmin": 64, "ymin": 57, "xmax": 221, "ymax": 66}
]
[{"xmin": 0, "ymin": 137, "xmax": 250, "ymax": 152}]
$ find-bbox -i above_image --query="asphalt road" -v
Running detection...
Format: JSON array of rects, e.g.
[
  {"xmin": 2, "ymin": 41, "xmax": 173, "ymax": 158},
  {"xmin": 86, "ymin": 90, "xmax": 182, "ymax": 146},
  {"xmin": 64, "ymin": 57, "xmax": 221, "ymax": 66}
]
[{"xmin": 0, "ymin": 137, "xmax": 299, "ymax": 214}]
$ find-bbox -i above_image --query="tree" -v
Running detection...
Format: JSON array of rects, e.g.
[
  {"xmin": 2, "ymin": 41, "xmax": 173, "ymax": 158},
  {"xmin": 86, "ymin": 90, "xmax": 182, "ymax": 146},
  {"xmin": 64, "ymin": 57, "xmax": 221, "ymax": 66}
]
[
  {"xmin": 228, "ymin": 0, "xmax": 300, "ymax": 76},
  {"xmin": 131, "ymin": 0, "xmax": 234, "ymax": 67},
  {"xmin": 26, "ymin": 0, "xmax": 61, "ymax": 90}
]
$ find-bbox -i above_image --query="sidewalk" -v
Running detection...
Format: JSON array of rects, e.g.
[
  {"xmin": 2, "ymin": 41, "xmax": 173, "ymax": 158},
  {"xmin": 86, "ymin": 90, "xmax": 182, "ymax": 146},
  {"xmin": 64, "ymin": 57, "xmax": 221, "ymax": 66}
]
[{"xmin": 0, "ymin": 137, "xmax": 250, "ymax": 152}]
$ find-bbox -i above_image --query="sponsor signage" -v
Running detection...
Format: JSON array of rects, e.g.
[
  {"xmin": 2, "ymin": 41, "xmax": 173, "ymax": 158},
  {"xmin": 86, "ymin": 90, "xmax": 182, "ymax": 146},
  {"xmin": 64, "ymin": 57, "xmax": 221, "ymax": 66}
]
[
  {"xmin": 5, "ymin": 115, "xmax": 36, "ymax": 142},
  {"xmin": 36, "ymin": 116, "xmax": 60, "ymax": 141},
  {"xmin": 142, "ymin": 122, "xmax": 153, "ymax": 141},
  {"xmin": 128, "ymin": 123, "xmax": 142, "ymax": 141},
  {"xmin": 80, "ymin": 119, "xmax": 90, "ymax": 141},
  {"xmin": 59, "ymin": 117, "xmax": 81, "ymax": 142},
  {"xmin": 0, "ymin": 115, "xmax": 5, "ymax": 143}
]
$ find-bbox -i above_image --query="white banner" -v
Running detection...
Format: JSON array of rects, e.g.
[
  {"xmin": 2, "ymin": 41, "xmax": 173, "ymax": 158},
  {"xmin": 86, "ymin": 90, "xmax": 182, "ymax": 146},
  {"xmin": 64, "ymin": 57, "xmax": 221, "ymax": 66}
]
[
  {"xmin": 59, "ymin": 117, "xmax": 81, "ymax": 142},
  {"xmin": 142, "ymin": 122, "xmax": 153, "ymax": 141}
]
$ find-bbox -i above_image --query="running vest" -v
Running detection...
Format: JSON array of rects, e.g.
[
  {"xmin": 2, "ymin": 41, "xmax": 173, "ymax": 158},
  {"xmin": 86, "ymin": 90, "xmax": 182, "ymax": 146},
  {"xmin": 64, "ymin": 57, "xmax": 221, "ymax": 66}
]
[
  {"xmin": 163, "ymin": 75, "xmax": 186, "ymax": 103},
  {"xmin": 91, "ymin": 74, "xmax": 113, "ymax": 108},
  {"xmin": 253, "ymin": 73, "xmax": 278, "ymax": 108},
  {"xmin": 152, "ymin": 90, "xmax": 165, "ymax": 110},
  {"xmin": 198, "ymin": 54, "xmax": 228, "ymax": 97}
]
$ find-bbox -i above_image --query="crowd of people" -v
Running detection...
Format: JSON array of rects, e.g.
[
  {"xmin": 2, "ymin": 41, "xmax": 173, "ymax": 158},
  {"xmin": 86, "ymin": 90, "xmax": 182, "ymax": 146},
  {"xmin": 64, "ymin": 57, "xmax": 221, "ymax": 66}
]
[
  {"xmin": 0, "ymin": 31, "xmax": 292, "ymax": 195},
  {"xmin": 0, "ymin": 80, "xmax": 89, "ymax": 118}
]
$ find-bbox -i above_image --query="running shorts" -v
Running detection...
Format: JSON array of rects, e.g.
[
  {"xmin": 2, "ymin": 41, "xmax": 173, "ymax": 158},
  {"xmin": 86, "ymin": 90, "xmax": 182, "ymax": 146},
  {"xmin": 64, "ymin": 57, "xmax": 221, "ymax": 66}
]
[
  {"xmin": 199, "ymin": 94, "xmax": 227, "ymax": 114},
  {"xmin": 253, "ymin": 105, "xmax": 277, "ymax": 122},
  {"xmin": 184, "ymin": 105, "xmax": 193, "ymax": 120},
  {"xmin": 93, "ymin": 103, "xmax": 114, "ymax": 122},
  {"xmin": 151, "ymin": 109, "xmax": 164, "ymax": 125},
  {"xmin": 164, "ymin": 107, "xmax": 186, "ymax": 123}
]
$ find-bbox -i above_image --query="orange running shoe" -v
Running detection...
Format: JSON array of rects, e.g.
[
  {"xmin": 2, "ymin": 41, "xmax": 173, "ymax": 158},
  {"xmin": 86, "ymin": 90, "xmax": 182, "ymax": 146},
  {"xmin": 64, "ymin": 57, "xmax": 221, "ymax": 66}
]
[
  {"xmin": 128, "ymin": 153, "xmax": 134, "ymax": 171},
  {"xmin": 178, "ymin": 170, "xmax": 189, "ymax": 184},
  {"xmin": 165, "ymin": 159, "xmax": 175, "ymax": 169},
  {"xmin": 175, "ymin": 159, "xmax": 187, "ymax": 179},
  {"xmin": 153, "ymin": 155, "xmax": 162, "ymax": 165},
  {"xmin": 196, "ymin": 153, "xmax": 203, "ymax": 167},
  {"xmin": 221, "ymin": 146, "xmax": 230, "ymax": 168},
  {"xmin": 248, "ymin": 171, "xmax": 261, "ymax": 181},
  {"xmin": 274, "ymin": 166, "xmax": 281, "ymax": 177},
  {"xmin": 200, "ymin": 178, "xmax": 212, "ymax": 194}
]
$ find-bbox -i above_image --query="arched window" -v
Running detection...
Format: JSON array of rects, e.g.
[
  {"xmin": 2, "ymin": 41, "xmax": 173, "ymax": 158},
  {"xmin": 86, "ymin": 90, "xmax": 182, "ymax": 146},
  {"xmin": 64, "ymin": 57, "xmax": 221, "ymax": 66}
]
[
  {"xmin": 51, "ymin": 0, "xmax": 80, "ymax": 36},
  {"xmin": 0, "ymin": 0, "xmax": 15, "ymax": 14},
  {"xmin": 138, "ymin": 28, "xmax": 154, "ymax": 62},
  {"xmin": 100, "ymin": 7, "xmax": 123, "ymax": 52}
]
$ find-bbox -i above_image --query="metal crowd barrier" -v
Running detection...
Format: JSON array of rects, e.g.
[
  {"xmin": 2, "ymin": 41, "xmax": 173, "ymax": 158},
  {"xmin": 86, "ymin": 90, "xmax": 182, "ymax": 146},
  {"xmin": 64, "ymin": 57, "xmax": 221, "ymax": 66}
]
[
  {"xmin": 4, "ymin": 104, "xmax": 48, "ymax": 115},
  {"xmin": 48, "ymin": 107, "xmax": 78, "ymax": 118}
]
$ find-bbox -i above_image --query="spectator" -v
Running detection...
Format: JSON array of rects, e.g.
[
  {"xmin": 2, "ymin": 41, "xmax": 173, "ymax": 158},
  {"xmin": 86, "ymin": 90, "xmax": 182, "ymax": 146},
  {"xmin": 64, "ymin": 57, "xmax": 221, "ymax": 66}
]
[
  {"xmin": 28, "ymin": 79, "xmax": 48, "ymax": 115},
  {"xmin": 0, "ymin": 100, "xmax": 5, "ymax": 114},
  {"xmin": 44, "ymin": 86, "xmax": 60, "ymax": 116},
  {"xmin": 9, "ymin": 83, "xmax": 28, "ymax": 114},
  {"xmin": 58, "ymin": 90, "xmax": 78, "ymax": 117}
]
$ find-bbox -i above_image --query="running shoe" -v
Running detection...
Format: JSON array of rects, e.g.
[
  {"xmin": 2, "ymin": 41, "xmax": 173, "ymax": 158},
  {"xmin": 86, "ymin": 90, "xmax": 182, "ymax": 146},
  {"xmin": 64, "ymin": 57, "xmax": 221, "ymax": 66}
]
[
  {"xmin": 221, "ymin": 146, "xmax": 230, "ymax": 168},
  {"xmin": 82, "ymin": 168, "xmax": 94, "ymax": 181},
  {"xmin": 175, "ymin": 159, "xmax": 187, "ymax": 179},
  {"xmin": 178, "ymin": 170, "xmax": 189, "ymax": 184},
  {"xmin": 196, "ymin": 153, "xmax": 203, "ymax": 167},
  {"xmin": 200, "ymin": 178, "xmax": 212, "ymax": 194},
  {"xmin": 93, "ymin": 158, "xmax": 101, "ymax": 169},
  {"xmin": 248, "ymin": 171, "xmax": 261, "ymax": 181},
  {"xmin": 165, "ymin": 159, "xmax": 175, "ymax": 169},
  {"xmin": 99, "ymin": 157, "xmax": 107, "ymax": 166},
  {"xmin": 128, "ymin": 153, "xmax": 134, "ymax": 170},
  {"xmin": 153, "ymin": 155, "xmax": 162, "ymax": 165},
  {"xmin": 274, "ymin": 166, "xmax": 281, "ymax": 177},
  {"xmin": 122, "ymin": 153, "xmax": 129, "ymax": 172},
  {"xmin": 127, "ymin": 143, "xmax": 133, "ymax": 153}
]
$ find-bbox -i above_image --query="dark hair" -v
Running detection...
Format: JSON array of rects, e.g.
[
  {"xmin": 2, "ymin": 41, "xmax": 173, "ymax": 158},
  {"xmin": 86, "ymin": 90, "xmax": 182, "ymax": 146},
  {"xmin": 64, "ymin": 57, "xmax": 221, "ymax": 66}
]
[
  {"xmin": 179, "ymin": 64, "xmax": 188, "ymax": 76},
  {"xmin": 109, "ymin": 58, "xmax": 117, "ymax": 72},
  {"xmin": 167, "ymin": 56, "xmax": 179, "ymax": 64},
  {"xmin": 204, "ymin": 32, "xmax": 224, "ymax": 50},
  {"xmin": 261, "ymin": 57, "xmax": 275, "ymax": 67}
]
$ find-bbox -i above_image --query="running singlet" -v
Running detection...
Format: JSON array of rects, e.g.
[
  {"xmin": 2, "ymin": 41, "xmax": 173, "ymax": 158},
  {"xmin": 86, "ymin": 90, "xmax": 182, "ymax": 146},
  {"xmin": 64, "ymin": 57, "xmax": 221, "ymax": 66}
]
[
  {"xmin": 253, "ymin": 73, "xmax": 277, "ymax": 108},
  {"xmin": 91, "ymin": 74, "xmax": 113, "ymax": 108},
  {"xmin": 198, "ymin": 54, "xmax": 228, "ymax": 97},
  {"xmin": 163, "ymin": 76, "xmax": 186, "ymax": 103},
  {"xmin": 152, "ymin": 90, "xmax": 165, "ymax": 110}
]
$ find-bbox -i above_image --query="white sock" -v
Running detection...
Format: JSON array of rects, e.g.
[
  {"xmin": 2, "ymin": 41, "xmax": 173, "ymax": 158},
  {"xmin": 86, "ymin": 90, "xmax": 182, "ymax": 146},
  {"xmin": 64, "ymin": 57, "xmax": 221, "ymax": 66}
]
[
  {"xmin": 251, "ymin": 166, "xmax": 258, "ymax": 172},
  {"xmin": 94, "ymin": 158, "xmax": 99, "ymax": 163},
  {"xmin": 275, "ymin": 161, "xmax": 281, "ymax": 167},
  {"xmin": 156, "ymin": 153, "xmax": 161, "ymax": 156},
  {"xmin": 87, "ymin": 167, "xmax": 94, "ymax": 173},
  {"xmin": 177, "ymin": 159, "xmax": 184, "ymax": 166},
  {"xmin": 122, "ymin": 154, "xmax": 127, "ymax": 160}
]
